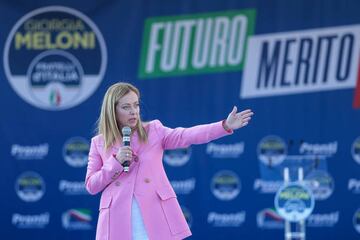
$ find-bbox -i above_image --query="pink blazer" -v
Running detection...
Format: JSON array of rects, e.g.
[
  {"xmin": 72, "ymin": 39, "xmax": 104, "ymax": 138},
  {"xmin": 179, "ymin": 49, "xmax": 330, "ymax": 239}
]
[{"xmin": 85, "ymin": 120, "xmax": 232, "ymax": 240}]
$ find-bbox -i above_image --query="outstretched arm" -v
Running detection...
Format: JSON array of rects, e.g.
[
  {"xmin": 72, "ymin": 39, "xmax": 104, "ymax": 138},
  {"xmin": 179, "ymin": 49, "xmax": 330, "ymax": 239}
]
[{"xmin": 156, "ymin": 107, "xmax": 253, "ymax": 150}]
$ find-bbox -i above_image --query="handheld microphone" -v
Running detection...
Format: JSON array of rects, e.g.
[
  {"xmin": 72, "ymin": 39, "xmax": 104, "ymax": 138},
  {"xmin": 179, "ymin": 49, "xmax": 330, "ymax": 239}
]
[{"xmin": 121, "ymin": 126, "xmax": 131, "ymax": 173}]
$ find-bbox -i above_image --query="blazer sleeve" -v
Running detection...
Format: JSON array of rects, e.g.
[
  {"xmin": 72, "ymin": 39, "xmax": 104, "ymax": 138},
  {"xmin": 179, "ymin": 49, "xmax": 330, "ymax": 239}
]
[
  {"xmin": 153, "ymin": 119, "xmax": 233, "ymax": 150},
  {"xmin": 85, "ymin": 137, "xmax": 124, "ymax": 195}
]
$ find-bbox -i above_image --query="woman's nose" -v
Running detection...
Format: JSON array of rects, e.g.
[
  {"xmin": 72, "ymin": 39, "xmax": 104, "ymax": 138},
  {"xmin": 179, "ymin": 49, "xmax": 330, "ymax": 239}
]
[{"xmin": 130, "ymin": 107, "xmax": 138, "ymax": 114}]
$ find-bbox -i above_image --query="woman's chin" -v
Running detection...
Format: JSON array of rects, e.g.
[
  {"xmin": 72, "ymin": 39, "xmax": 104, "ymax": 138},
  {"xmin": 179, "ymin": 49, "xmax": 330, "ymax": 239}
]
[{"xmin": 128, "ymin": 120, "xmax": 138, "ymax": 128}]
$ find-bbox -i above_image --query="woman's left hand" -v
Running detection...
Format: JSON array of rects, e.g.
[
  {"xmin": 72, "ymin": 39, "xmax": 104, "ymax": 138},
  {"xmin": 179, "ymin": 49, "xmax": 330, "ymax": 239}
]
[{"xmin": 224, "ymin": 106, "xmax": 254, "ymax": 130}]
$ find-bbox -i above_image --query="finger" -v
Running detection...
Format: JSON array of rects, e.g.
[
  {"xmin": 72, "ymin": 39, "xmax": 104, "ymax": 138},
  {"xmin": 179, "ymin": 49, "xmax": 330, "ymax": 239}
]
[
  {"xmin": 235, "ymin": 112, "xmax": 251, "ymax": 119},
  {"xmin": 123, "ymin": 146, "xmax": 132, "ymax": 151},
  {"xmin": 124, "ymin": 151, "xmax": 132, "ymax": 158},
  {"xmin": 121, "ymin": 148, "xmax": 133, "ymax": 156},
  {"xmin": 123, "ymin": 148, "xmax": 133, "ymax": 154},
  {"xmin": 230, "ymin": 106, "xmax": 237, "ymax": 116},
  {"xmin": 241, "ymin": 112, "xmax": 254, "ymax": 118},
  {"xmin": 242, "ymin": 117, "xmax": 252, "ymax": 123},
  {"xmin": 123, "ymin": 152, "xmax": 132, "ymax": 162},
  {"xmin": 239, "ymin": 109, "xmax": 252, "ymax": 116}
]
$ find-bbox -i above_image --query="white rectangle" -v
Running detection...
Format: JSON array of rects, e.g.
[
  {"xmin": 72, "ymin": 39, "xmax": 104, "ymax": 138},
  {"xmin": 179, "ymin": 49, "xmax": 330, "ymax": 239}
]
[{"xmin": 241, "ymin": 25, "xmax": 360, "ymax": 98}]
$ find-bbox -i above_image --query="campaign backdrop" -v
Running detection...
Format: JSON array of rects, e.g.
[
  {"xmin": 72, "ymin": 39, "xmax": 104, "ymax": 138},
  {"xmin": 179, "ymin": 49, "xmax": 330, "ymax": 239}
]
[{"xmin": 1, "ymin": 0, "xmax": 360, "ymax": 239}]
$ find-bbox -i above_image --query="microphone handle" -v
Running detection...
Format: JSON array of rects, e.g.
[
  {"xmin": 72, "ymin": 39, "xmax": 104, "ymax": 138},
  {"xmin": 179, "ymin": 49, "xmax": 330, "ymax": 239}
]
[
  {"xmin": 123, "ymin": 139, "xmax": 130, "ymax": 172},
  {"xmin": 123, "ymin": 165, "xmax": 130, "ymax": 172}
]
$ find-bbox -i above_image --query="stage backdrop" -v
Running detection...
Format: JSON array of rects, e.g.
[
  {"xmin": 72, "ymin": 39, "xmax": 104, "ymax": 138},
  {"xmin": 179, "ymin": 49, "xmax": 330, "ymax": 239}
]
[{"xmin": 1, "ymin": 0, "xmax": 360, "ymax": 239}]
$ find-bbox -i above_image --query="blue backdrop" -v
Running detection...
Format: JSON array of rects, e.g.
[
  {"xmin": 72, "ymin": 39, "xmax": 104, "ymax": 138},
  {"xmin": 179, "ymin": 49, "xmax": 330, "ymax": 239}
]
[{"xmin": 1, "ymin": 0, "xmax": 360, "ymax": 239}]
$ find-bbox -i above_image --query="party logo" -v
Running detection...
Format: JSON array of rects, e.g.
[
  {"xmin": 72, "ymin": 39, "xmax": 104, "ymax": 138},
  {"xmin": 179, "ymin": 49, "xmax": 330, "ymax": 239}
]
[{"xmin": 3, "ymin": 6, "xmax": 107, "ymax": 110}]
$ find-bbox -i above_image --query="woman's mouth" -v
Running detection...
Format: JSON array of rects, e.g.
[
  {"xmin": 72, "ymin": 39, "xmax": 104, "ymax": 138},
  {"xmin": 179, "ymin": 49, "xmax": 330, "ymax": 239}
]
[{"xmin": 129, "ymin": 118, "xmax": 137, "ymax": 124}]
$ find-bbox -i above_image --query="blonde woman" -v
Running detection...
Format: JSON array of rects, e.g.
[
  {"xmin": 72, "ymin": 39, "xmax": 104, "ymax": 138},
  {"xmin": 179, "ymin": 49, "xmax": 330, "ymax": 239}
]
[{"xmin": 85, "ymin": 82, "xmax": 254, "ymax": 240}]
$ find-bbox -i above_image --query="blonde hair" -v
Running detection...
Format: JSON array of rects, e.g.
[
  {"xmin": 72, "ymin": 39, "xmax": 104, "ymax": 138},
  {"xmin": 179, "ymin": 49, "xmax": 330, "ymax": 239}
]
[{"xmin": 96, "ymin": 82, "xmax": 148, "ymax": 149}]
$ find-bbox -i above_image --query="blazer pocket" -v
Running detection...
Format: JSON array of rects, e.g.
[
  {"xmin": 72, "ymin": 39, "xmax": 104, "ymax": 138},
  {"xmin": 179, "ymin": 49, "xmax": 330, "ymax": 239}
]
[
  {"xmin": 156, "ymin": 186, "xmax": 188, "ymax": 235},
  {"xmin": 96, "ymin": 196, "xmax": 112, "ymax": 240},
  {"xmin": 99, "ymin": 195, "xmax": 113, "ymax": 210},
  {"xmin": 156, "ymin": 185, "xmax": 176, "ymax": 200}
]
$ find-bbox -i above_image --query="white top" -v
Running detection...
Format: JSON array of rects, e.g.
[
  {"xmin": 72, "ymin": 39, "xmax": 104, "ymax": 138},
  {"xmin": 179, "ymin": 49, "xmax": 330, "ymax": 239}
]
[{"xmin": 131, "ymin": 198, "xmax": 149, "ymax": 240}]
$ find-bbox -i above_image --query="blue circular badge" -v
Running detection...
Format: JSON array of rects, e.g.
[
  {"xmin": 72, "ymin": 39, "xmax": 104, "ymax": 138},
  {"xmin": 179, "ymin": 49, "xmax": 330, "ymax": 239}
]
[
  {"xmin": 274, "ymin": 182, "xmax": 314, "ymax": 222},
  {"xmin": 257, "ymin": 135, "xmax": 287, "ymax": 167},
  {"xmin": 4, "ymin": 6, "xmax": 107, "ymax": 110}
]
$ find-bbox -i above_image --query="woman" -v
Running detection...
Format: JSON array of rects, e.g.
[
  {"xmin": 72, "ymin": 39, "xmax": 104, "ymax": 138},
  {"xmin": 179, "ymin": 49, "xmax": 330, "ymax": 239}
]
[{"xmin": 85, "ymin": 82, "xmax": 254, "ymax": 240}]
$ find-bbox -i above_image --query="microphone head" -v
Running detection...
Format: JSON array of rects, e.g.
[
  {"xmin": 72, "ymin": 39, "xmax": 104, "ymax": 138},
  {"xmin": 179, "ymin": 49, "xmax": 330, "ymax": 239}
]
[{"xmin": 121, "ymin": 126, "xmax": 131, "ymax": 136}]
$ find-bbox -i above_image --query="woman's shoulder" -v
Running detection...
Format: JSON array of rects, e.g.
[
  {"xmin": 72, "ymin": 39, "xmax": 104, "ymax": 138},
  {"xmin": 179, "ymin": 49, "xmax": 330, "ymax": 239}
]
[
  {"xmin": 142, "ymin": 119, "xmax": 166, "ymax": 136},
  {"xmin": 91, "ymin": 134, "xmax": 105, "ymax": 144},
  {"xmin": 142, "ymin": 120, "xmax": 165, "ymax": 140},
  {"xmin": 142, "ymin": 119, "xmax": 165, "ymax": 130},
  {"xmin": 142, "ymin": 119, "xmax": 161, "ymax": 127}
]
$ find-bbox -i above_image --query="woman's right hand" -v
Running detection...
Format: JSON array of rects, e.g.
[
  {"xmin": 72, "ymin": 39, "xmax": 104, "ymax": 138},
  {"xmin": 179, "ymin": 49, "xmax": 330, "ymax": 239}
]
[{"xmin": 115, "ymin": 146, "xmax": 133, "ymax": 165}]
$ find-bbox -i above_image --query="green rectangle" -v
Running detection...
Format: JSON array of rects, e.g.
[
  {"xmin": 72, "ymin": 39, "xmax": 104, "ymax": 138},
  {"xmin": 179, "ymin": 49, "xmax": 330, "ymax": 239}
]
[{"xmin": 139, "ymin": 9, "xmax": 256, "ymax": 79}]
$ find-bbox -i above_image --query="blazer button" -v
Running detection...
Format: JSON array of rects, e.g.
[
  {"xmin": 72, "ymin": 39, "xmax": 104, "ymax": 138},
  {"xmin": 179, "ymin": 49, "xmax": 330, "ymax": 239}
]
[
  {"xmin": 115, "ymin": 181, "xmax": 121, "ymax": 186},
  {"xmin": 144, "ymin": 178, "xmax": 151, "ymax": 183}
]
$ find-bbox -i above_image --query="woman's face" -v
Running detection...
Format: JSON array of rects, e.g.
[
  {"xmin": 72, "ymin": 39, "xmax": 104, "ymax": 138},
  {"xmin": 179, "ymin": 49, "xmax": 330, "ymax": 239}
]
[{"xmin": 116, "ymin": 91, "xmax": 140, "ymax": 129}]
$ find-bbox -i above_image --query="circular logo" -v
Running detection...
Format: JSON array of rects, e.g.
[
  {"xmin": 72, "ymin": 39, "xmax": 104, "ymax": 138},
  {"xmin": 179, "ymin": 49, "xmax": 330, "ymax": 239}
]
[
  {"xmin": 15, "ymin": 171, "xmax": 45, "ymax": 202},
  {"xmin": 274, "ymin": 183, "xmax": 315, "ymax": 222},
  {"xmin": 63, "ymin": 137, "xmax": 90, "ymax": 167},
  {"xmin": 304, "ymin": 170, "xmax": 334, "ymax": 200},
  {"xmin": 211, "ymin": 170, "xmax": 240, "ymax": 201},
  {"xmin": 257, "ymin": 135, "xmax": 287, "ymax": 167},
  {"xmin": 354, "ymin": 208, "xmax": 360, "ymax": 234},
  {"xmin": 3, "ymin": 6, "xmax": 107, "ymax": 110},
  {"xmin": 352, "ymin": 137, "xmax": 360, "ymax": 165},
  {"xmin": 163, "ymin": 148, "xmax": 191, "ymax": 167}
]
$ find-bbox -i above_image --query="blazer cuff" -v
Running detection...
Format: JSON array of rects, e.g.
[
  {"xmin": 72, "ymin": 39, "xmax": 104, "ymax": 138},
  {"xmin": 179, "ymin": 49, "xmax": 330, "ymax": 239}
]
[{"xmin": 102, "ymin": 155, "xmax": 124, "ymax": 181}]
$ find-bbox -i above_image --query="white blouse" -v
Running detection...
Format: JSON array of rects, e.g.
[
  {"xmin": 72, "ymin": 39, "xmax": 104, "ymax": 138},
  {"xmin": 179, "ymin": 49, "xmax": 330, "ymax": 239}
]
[{"xmin": 131, "ymin": 198, "xmax": 149, "ymax": 240}]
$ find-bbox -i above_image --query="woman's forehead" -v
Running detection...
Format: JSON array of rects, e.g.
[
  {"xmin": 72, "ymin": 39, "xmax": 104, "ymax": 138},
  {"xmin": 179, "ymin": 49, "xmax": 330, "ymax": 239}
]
[{"xmin": 117, "ymin": 91, "xmax": 139, "ymax": 104}]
